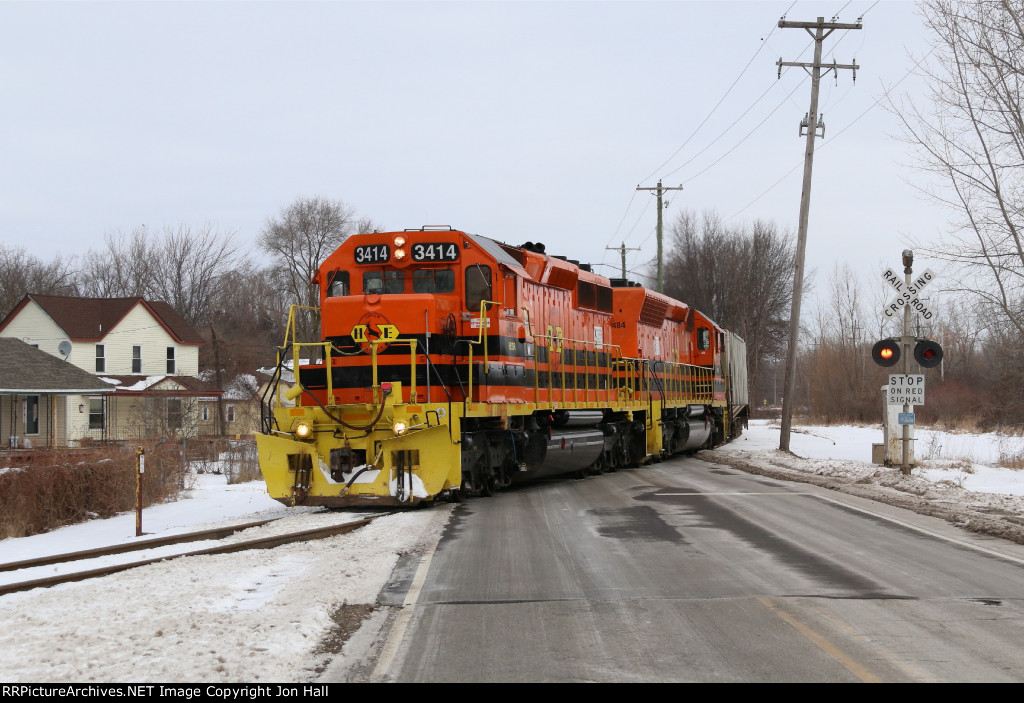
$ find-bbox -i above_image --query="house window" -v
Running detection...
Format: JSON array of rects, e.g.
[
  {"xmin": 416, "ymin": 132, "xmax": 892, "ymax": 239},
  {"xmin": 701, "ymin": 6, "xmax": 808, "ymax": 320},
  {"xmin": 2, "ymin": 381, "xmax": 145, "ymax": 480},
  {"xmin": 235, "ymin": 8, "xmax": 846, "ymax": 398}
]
[
  {"xmin": 225, "ymin": 405, "xmax": 236, "ymax": 423},
  {"xmin": 166, "ymin": 347, "xmax": 175, "ymax": 374},
  {"xmin": 89, "ymin": 398, "xmax": 104, "ymax": 430},
  {"xmin": 132, "ymin": 345, "xmax": 142, "ymax": 374},
  {"xmin": 201, "ymin": 406, "xmax": 210, "ymax": 422},
  {"xmin": 95, "ymin": 344, "xmax": 105, "ymax": 373},
  {"xmin": 167, "ymin": 399, "xmax": 182, "ymax": 430},
  {"xmin": 25, "ymin": 395, "xmax": 39, "ymax": 435}
]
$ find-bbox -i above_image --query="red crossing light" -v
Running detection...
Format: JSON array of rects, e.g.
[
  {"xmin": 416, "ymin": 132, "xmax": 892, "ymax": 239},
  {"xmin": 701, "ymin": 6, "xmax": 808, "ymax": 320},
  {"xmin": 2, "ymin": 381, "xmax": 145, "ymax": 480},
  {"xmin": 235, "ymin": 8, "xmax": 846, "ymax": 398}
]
[{"xmin": 914, "ymin": 340, "xmax": 943, "ymax": 369}]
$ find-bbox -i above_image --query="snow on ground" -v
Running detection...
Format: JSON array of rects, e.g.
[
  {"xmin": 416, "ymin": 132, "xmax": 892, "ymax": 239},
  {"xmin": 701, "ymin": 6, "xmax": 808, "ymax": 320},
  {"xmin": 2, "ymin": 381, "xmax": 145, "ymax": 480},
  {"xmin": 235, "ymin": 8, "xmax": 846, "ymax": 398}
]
[
  {"xmin": 1, "ymin": 420, "xmax": 1023, "ymax": 682},
  {"xmin": 0, "ymin": 479, "xmax": 452, "ymax": 682},
  {"xmin": 708, "ymin": 420, "xmax": 1024, "ymax": 545}
]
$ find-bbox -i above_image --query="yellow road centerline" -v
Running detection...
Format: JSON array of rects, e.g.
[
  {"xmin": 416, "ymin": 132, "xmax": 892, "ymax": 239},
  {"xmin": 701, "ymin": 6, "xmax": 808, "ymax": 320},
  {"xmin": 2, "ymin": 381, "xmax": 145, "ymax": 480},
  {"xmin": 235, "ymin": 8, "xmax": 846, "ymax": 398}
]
[{"xmin": 758, "ymin": 596, "xmax": 883, "ymax": 683}]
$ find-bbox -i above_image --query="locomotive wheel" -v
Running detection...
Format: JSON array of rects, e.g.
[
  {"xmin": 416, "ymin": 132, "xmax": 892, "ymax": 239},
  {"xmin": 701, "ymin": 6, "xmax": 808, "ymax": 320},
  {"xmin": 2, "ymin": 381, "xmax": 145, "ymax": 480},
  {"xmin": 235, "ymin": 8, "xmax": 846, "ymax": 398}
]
[
  {"xmin": 479, "ymin": 475, "xmax": 499, "ymax": 497},
  {"xmin": 448, "ymin": 484, "xmax": 469, "ymax": 502}
]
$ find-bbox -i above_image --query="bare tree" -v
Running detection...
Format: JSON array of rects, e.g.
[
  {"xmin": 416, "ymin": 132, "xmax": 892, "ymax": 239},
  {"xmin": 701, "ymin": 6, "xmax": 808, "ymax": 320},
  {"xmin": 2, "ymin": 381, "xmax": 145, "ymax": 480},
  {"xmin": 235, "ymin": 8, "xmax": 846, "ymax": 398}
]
[
  {"xmin": 205, "ymin": 261, "xmax": 292, "ymax": 375},
  {"xmin": 891, "ymin": 0, "xmax": 1024, "ymax": 335},
  {"xmin": 149, "ymin": 224, "xmax": 243, "ymax": 327},
  {"xmin": 0, "ymin": 245, "xmax": 78, "ymax": 318},
  {"xmin": 80, "ymin": 224, "xmax": 243, "ymax": 328},
  {"xmin": 258, "ymin": 196, "xmax": 375, "ymax": 345},
  {"xmin": 663, "ymin": 209, "xmax": 797, "ymax": 398},
  {"xmin": 78, "ymin": 227, "xmax": 157, "ymax": 299},
  {"xmin": 803, "ymin": 264, "xmax": 882, "ymax": 422}
]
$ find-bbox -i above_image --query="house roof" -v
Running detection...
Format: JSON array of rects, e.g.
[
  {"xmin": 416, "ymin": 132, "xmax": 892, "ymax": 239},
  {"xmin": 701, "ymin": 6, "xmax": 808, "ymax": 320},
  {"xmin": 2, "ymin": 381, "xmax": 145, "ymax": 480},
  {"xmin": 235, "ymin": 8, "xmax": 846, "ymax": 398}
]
[
  {"xmin": 223, "ymin": 373, "xmax": 259, "ymax": 400},
  {"xmin": 0, "ymin": 339, "xmax": 114, "ymax": 394},
  {"xmin": 98, "ymin": 375, "xmax": 223, "ymax": 397},
  {"xmin": 0, "ymin": 295, "xmax": 205, "ymax": 345}
]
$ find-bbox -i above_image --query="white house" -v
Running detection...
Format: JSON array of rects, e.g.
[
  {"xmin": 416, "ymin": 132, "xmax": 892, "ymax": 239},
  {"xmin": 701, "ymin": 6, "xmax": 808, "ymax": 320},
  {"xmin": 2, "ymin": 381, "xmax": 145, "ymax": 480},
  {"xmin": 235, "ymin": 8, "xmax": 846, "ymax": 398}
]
[
  {"xmin": 0, "ymin": 295, "xmax": 220, "ymax": 444},
  {"xmin": 0, "ymin": 338, "xmax": 113, "ymax": 449}
]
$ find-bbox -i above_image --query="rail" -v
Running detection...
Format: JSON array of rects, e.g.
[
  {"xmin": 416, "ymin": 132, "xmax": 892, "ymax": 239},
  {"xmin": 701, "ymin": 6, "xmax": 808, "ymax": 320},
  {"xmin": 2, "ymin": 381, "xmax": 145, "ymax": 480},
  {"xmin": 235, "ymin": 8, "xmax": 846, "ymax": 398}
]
[{"xmin": 0, "ymin": 514, "xmax": 390, "ymax": 596}]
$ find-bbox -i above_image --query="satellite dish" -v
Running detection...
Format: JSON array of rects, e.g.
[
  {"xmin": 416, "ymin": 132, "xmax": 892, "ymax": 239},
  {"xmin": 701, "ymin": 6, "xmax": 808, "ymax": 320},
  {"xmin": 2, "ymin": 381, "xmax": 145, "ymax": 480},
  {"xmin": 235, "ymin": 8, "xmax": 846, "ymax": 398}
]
[{"xmin": 58, "ymin": 340, "xmax": 72, "ymax": 359}]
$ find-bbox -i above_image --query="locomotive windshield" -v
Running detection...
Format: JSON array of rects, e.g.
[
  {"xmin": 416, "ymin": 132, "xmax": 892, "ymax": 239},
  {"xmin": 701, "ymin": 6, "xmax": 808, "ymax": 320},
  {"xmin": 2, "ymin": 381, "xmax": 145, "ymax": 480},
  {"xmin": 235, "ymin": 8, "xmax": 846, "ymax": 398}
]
[
  {"xmin": 360, "ymin": 268, "xmax": 456, "ymax": 294},
  {"xmin": 413, "ymin": 268, "xmax": 455, "ymax": 293},
  {"xmin": 363, "ymin": 270, "xmax": 404, "ymax": 294}
]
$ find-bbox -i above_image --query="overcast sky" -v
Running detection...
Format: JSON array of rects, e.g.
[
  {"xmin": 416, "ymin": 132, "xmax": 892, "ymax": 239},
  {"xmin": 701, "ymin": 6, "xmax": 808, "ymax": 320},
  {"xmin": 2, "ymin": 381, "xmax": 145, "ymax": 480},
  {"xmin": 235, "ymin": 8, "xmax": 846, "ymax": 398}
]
[{"xmin": 2, "ymin": 0, "xmax": 943, "ymax": 310}]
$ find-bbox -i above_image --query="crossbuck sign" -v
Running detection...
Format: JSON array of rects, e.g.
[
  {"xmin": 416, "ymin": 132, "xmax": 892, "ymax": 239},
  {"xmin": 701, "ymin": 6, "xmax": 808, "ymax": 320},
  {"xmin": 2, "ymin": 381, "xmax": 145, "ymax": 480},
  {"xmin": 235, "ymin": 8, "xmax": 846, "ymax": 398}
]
[{"xmin": 882, "ymin": 267, "xmax": 936, "ymax": 320}]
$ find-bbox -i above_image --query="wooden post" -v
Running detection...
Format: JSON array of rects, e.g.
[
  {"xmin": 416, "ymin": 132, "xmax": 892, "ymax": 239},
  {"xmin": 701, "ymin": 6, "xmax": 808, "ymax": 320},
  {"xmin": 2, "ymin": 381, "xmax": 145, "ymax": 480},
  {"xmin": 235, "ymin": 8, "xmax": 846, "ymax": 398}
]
[{"xmin": 136, "ymin": 446, "xmax": 145, "ymax": 537}]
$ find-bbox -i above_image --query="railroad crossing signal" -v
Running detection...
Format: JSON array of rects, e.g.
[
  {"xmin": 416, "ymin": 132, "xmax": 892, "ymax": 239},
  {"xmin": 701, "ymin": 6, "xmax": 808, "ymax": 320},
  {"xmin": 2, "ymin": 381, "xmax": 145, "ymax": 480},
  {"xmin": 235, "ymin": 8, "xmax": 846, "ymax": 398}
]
[
  {"xmin": 872, "ymin": 339, "xmax": 901, "ymax": 367},
  {"xmin": 913, "ymin": 339, "xmax": 943, "ymax": 369},
  {"xmin": 871, "ymin": 338, "xmax": 943, "ymax": 369}
]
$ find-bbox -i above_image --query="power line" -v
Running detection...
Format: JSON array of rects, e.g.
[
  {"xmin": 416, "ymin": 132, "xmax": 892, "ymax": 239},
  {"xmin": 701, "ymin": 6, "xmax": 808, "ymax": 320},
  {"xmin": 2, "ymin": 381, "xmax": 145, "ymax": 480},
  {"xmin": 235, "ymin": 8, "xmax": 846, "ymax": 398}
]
[
  {"xmin": 604, "ymin": 4, "xmax": 798, "ymax": 262},
  {"xmin": 605, "ymin": 1, "xmax": 883, "ymax": 266},
  {"xmin": 638, "ymin": 1, "xmax": 798, "ymax": 185},
  {"xmin": 673, "ymin": 76, "xmax": 810, "ymax": 185},
  {"xmin": 727, "ymin": 45, "xmax": 934, "ymax": 222}
]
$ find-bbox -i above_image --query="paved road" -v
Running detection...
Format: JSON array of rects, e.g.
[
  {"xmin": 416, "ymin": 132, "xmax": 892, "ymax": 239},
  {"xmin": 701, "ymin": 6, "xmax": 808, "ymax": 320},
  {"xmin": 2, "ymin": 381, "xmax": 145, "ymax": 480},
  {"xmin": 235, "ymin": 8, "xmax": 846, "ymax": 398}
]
[{"xmin": 359, "ymin": 456, "xmax": 1024, "ymax": 682}]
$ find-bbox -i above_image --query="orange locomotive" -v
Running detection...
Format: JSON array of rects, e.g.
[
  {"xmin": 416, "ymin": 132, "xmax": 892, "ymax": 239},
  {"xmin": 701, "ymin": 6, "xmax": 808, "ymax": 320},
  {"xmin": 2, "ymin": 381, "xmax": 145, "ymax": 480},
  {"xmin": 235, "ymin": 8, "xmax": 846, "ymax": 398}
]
[{"xmin": 256, "ymin": 226, "xmax": 749, "ymax": 507}]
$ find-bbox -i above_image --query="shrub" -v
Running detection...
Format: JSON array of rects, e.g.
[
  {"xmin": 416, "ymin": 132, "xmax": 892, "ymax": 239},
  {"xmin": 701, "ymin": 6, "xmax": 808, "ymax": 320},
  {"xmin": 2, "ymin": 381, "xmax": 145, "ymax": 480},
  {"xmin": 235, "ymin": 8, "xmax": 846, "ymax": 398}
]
[{"xmin": 0, "ymin": 442, "xmax": 193, "ymax": 540}]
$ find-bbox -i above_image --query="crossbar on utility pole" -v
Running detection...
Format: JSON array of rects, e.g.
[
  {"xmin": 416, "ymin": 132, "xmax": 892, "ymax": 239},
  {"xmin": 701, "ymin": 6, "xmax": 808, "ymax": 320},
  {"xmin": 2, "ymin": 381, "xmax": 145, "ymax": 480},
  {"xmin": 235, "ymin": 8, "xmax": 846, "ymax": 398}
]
[
  {"xmin": 777, "ymin": 16, "xmax": 861, "ymax": 452},
  {"xmin": 606, "ymin": 242, "xmax": 641, "ymax": 280},
  {"xmin": 636, "ymin": 180, "xmax": 683, "ymax": 292}
]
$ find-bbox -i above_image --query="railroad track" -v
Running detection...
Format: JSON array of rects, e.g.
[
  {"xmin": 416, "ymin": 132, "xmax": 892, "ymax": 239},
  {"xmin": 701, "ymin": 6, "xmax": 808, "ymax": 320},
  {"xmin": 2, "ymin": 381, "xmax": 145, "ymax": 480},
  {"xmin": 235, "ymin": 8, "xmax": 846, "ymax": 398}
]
[{"xmin": 0, "ymin": 513, "xmax": 388, "ymax": 596}]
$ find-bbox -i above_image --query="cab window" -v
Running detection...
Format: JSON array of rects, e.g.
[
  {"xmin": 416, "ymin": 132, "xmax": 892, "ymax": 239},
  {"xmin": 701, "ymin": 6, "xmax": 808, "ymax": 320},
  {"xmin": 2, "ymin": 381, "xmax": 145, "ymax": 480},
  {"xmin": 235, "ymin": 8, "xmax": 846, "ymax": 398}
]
[
  {"xmin": 326, "ymin": 270, "xmax": 350, "ymax": 297},
  {"xmin": 465, "ymin": 265, "xmax": 492, "ymax": 311},
  {"xmin": 363, "ymin": 271, "xmax": 404, "ymax": 294},
  {"xmin": 697, "ymin": 327, "xmax": 711, "ymax": 351},
  {"xmin": 413, "ymin": 268, "xmax": 455, "ymax": 294}
]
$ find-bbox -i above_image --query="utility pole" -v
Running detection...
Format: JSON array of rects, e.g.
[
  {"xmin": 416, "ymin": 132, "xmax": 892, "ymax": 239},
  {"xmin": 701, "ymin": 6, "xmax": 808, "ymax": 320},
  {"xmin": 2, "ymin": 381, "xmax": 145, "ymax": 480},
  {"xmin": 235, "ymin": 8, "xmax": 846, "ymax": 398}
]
[
  {"xmin": 777, "ymin": 15, "xmax": 861, "ymax": 452},
  {"xmin": 606, "ymin": 242, "xmax": 641, "ymax": 280},
  {"xmin": 636, "ymin": 180, "xmax": 683, "ymax": 292}
]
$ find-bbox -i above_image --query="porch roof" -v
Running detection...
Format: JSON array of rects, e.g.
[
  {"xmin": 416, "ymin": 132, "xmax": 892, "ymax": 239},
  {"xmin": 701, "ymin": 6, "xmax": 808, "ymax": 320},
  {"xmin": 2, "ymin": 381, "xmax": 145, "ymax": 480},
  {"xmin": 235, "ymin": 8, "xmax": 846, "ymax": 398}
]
[{"xmin": 0, "ymin": 339, "xmax": 113, "ymax": 395}]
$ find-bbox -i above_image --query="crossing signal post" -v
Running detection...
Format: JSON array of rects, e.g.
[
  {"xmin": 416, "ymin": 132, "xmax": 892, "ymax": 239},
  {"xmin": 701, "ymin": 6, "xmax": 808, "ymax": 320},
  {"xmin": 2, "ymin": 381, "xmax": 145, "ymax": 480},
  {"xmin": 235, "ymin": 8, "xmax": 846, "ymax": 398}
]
[{"xmin": 875, "ymin": 250, "xmax": 944, "ymax": 475}]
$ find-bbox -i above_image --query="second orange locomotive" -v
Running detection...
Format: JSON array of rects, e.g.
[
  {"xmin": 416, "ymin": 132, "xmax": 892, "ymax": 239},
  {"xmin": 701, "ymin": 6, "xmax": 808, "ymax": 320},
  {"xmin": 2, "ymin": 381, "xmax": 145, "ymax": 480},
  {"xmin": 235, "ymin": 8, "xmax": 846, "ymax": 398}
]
[{"xmin": 257, "ymin": 226, "xmax": 748, "ymax": 506}]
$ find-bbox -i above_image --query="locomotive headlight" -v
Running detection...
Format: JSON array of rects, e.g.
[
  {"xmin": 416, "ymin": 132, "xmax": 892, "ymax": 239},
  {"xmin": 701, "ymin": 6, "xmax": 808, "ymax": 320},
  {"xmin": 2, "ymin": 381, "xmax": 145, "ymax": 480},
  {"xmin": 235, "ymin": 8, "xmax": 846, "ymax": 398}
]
[
  {"xmin": 394, "ymin": 248, "xmax": 407, "ymax": 260},
  {"xmin": 393, "ymin": 421, "xmax": 408, "ymax": 436},
  {"xmin": 393, "ymin": 235, "xmax": 406, "ymax": 247},
  {"xmin": 294, "ymin": 421, "xmax": 312, "ymax": 439}
]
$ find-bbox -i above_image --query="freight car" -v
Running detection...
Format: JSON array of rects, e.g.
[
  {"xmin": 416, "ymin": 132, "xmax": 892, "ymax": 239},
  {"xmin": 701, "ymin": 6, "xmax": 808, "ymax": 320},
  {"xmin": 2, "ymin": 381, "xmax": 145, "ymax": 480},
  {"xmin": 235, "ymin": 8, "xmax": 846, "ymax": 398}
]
[{"xmin": 256, "ymin": 226, "xmax": 748, "ymax": 507}]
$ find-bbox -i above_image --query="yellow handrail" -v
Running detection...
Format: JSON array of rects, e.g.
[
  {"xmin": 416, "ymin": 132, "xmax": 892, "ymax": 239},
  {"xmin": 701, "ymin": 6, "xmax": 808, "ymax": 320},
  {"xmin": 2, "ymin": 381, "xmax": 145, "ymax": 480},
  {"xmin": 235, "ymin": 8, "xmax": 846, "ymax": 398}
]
[
  {"xmin": 520, "ymin": 306, "xmax": 627, "ymax": 404},
  {"xmin": 279, "ymin": 303, "xmax": 718, "ymax": 410},
  {"xmin": 464, "ymin": 300, "xmax": 499, "ymax": 401}
]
